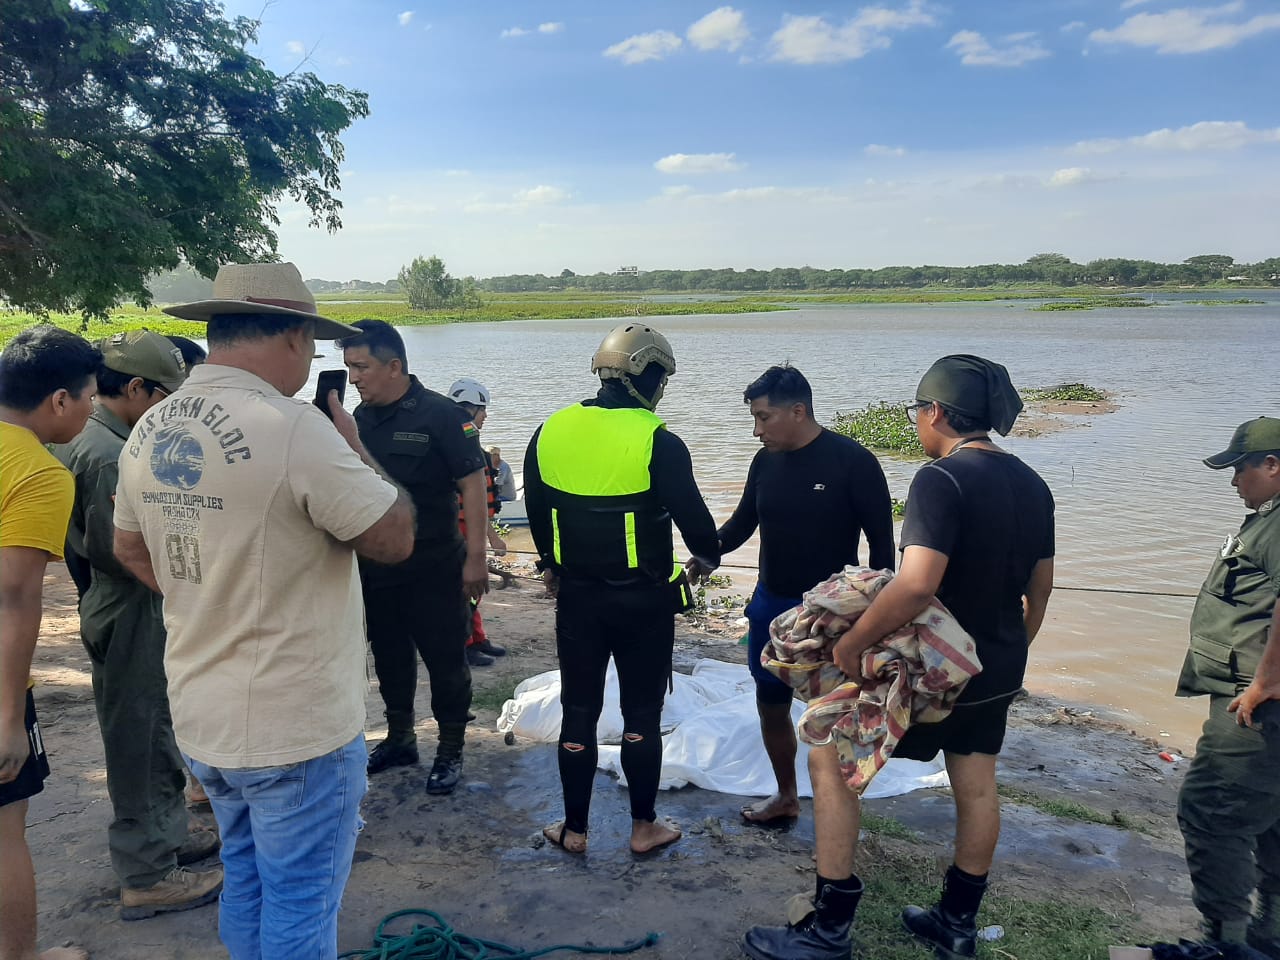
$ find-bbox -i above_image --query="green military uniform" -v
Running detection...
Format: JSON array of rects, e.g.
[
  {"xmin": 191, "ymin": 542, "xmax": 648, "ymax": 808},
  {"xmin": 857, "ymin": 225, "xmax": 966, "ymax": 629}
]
[
  {"xmin": 1176, "ymin": 490, "xmax": 1280, "ymax": 946},
  {"xmin": 58, "ymin": 405, "xmax": 186, "ymax": 888}
]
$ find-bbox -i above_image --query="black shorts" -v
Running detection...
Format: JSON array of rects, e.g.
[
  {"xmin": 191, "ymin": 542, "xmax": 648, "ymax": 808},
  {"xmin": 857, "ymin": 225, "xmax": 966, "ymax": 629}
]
[
  {"xmin": 893, "ymin": 693, "xmax": 1016, "ymax": 761},
  {"xmin": 0, "ymin": 689, "xmax": 50, "ymax": 807}
]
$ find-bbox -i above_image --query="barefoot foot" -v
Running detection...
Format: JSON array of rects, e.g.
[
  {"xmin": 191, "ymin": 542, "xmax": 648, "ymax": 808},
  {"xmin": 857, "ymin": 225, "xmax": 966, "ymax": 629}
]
[
  {"xmin": 542, "ymin": 820, "xmax": 587, "ymax": 854},
  {"xmin": 631, "ymin": 818, "xmax": 681, "ymax": 854},
  {"xmin": 741, "ymin": 793, "xmax": 801, "ymax": 825}
]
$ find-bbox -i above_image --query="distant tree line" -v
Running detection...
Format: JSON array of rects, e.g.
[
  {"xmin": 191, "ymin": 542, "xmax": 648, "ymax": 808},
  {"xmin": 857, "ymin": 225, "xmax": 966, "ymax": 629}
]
[
  {"xmin": 143, "ymin": 252, "xmax": 1280, "ymax": 305},
  {"xmin": 476, "ymin": 253, "xmax": 1280, "ymax": 294}
]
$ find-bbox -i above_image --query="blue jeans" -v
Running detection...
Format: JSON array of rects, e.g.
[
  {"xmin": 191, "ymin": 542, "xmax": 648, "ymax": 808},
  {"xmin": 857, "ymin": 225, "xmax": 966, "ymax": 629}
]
[{"xmin": 186, "ymin": 736, "xmax": 367, "ymax": 960}]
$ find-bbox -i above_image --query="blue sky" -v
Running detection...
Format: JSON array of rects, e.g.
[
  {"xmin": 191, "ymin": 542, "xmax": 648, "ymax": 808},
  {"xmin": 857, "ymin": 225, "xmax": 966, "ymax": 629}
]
[{"xmin": 223, "ymin": 0, "xmax": 1280, "ymax": 280}]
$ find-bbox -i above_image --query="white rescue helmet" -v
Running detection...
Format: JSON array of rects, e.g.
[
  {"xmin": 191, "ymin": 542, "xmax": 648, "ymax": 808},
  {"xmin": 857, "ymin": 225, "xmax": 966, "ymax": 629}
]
[{"xmin": 448, "ymin": 377, "xmax": 490, "ymax": 407}]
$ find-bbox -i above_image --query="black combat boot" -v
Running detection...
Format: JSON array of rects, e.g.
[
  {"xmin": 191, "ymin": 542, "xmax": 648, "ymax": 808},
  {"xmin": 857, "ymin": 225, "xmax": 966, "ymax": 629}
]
[
  {"xmin": 902, "ymin": 865, "xmax": 986, "ymax": 959},
  {"xmin": 367, "ymin": 710, "xmax": 418, "ymax": 775},
  {"xmin": 426, "ymin": 721, "xmax": 466, "ymax": 795},
  {"xmin": 741, "ymin": 876, "xmax": 863, "ymax": 960},
  {"xmin": 1249, "ymin": 893, "xmax": 1280, "ymax": 960}
]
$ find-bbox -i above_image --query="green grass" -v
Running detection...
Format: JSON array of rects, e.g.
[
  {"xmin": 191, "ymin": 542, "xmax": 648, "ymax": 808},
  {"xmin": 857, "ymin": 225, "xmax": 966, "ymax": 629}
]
[
  {"xmin": 469, "ymin": 676, "xmax": 520, "ymax": 714},
  {"xmin": 1021, "ymin": 383, "xmax": 1107, "ymax": 403},
  {"xmin": 997, "ymin": 784, "xmax": 1142, "ymax": 833},
  {"xmin": 0, "ymin": 298, "xmax": 791, "ymax": 348},
  {"xmin": 845, "ymin": 842, "xmax": 1139, "ymax": 959},
  {"xmin": 891, "ymin": 498, "xmax": 908, "ymax": 519},
  {"xmin": 831, "ymin": 402, "xmax": 925, "ymax": 457},
  {"xmin": 861, "ymin": 813, "xmax": 921, "ymax": 842}
]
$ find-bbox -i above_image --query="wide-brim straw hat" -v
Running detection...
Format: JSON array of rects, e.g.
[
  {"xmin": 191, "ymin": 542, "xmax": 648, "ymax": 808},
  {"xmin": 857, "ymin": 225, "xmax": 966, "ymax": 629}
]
[{"xmin": 162, "ymin": 262, "xmax": 358, "ymax": 340}]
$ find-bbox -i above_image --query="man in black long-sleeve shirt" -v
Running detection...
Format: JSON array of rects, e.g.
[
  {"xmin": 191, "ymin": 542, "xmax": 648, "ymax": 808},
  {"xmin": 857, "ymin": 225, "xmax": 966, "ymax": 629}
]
[
  {"xmin": 524, "ymin": 323, "xmax": 719, "ymax": 856},
  {"xmin": 718, "ymin": 365, "xmax": 895, "ymax": 825}
]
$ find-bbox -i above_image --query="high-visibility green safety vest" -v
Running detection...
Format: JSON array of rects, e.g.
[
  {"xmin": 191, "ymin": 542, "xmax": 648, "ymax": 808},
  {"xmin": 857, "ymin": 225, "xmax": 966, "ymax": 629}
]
[{"xmin": 536, "ymin": 403, "xmax": 683, "ymax": 588}]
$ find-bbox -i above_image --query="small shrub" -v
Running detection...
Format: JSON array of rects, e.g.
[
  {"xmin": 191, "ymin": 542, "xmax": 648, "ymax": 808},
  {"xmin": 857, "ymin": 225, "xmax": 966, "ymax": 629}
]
[
  {"xmin": 1021, "ymin": 383, "xmax": 1106, "ymax": 403},
  {"xmin": 831, "ymin": 403, "xmax": 925, "ymax": 456}
]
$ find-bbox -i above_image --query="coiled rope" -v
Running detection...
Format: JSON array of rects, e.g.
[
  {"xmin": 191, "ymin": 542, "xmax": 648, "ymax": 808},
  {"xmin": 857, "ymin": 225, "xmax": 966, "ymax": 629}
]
[{"xmin": 339, "ymin": 909, "xmax": 660, "ymax": 960}]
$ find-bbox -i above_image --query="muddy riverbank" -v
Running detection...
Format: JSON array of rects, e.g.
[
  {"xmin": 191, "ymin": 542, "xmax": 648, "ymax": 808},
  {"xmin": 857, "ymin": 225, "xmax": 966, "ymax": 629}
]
[{"xmin": 29, "ymin": 562, "xmax": 1202, "ymax": 959}]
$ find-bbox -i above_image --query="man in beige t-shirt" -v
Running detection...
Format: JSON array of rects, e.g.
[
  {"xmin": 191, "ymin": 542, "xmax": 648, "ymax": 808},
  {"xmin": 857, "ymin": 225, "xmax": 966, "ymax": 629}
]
[{"xmin": 113, "ymin": 263, "xmax": 414, "ymax": 960}]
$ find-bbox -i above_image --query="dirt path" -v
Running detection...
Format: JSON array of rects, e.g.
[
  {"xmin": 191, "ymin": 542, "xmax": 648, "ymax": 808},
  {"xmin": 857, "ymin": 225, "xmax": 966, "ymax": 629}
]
[{"xmin": 28, "ymin": 562, "xmax": 1199, "ymax": 958}]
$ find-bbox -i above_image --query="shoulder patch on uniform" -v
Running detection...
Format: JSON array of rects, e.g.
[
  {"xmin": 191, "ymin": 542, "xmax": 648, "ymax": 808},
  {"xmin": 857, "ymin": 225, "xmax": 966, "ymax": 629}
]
[
  {"xmin": 461, "ymin": 421, "xmax": 479, "ymax": 439},
  {"xmin": 392, "ymin": 431, "xmax": 430, "ymax": 444}
]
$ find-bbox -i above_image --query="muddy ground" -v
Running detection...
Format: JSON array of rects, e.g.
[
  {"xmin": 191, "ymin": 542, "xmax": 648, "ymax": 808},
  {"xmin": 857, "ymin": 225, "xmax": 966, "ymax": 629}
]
[{"xmin": 29, "ymin": 561, "xmax": 1200, "ymax": 959}]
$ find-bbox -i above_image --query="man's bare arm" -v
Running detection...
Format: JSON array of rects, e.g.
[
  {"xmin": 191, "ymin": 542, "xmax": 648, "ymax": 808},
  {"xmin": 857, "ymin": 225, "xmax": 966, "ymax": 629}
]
[
  {"xmin": 1023, "ymin": 557, "xmax": 1055, "ymax": 644},
  {"xmin": 347, "ymin": 488, "xmax": 415, "ymax": 565},
  {"xmin": 0, "ymin": 546, "xmax": 48, "ymax": 783},
  {"xmin": 113, "ymin": 529, "xmax": 161, "ymax": 594},
  {"xmin": 457, "ymin": 469, "xmax": 489, "ymax": 601}
]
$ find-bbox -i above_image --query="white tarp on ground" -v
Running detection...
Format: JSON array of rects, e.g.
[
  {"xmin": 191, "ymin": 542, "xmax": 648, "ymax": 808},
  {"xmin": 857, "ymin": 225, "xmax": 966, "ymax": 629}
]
[{"xmin": 496, "ymin": 658, "xmax": 949, "ymax": 799}]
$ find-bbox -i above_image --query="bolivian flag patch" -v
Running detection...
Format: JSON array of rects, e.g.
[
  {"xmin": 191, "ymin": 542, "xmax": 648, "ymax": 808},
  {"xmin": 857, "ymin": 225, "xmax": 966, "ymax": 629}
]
[{"xmin": 462, "ymin": 421, "xmax": 479, "ymax": 439}]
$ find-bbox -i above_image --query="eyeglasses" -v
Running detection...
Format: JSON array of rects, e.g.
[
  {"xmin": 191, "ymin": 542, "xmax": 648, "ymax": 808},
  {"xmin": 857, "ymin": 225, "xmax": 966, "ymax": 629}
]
[{"xmin": 904, "ymin": 400, "xmax": 931, "ymax": 425}]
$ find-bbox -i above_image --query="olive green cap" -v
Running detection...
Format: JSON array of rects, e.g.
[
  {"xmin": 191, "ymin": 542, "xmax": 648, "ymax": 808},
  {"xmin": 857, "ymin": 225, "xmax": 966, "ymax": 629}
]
[
  {"xmin": 98, "ymin": 330, "xmax": 188, "ymax": 394},
  {"xmin": 1204, "ymin": 416, "xmax": 1280, "ymax": 469}
]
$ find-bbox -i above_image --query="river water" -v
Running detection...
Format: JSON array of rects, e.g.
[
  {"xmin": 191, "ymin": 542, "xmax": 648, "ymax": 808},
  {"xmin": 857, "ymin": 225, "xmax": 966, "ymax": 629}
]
[{"xmin": 310, "ymin": 292, "xmax": 1280, "ymax": 750}]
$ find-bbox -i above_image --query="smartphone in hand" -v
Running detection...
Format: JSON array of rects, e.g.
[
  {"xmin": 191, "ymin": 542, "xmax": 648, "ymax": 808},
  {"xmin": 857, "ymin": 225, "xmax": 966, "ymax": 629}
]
[{"xmin": 313, "ymin": 369, "xmax": 348, "ymax": 420}]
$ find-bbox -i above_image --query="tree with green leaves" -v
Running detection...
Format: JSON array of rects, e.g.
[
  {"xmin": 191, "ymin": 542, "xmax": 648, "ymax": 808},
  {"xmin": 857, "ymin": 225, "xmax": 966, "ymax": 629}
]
[
  {"xmin": 0, "ymin": 0, "xmax": 369, "ymax": 318},
  {"xmin": 397, "ymin": 255, "xmax": 481, "ymax": 310}
]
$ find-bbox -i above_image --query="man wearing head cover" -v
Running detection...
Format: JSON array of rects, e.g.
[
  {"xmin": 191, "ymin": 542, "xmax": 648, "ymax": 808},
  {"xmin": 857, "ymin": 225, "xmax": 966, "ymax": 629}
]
[
  {"xmin": 1173, "ymin": 417, "xmax": 1280, "ymax": 959},
  {"xmin": 448, "ymin": 377, "xmax": 508, "ymax": 667},
  {"xmin": 523, "ymin": 323, "xmax": 720, "ymax": 855},
  {"xmin": 743, "ymin": 355, "xmax": 1055, "ymax": 960},
  {"xmin": 55, "ymin": 331, "xmax": 225, "ymax": 920},
  {"xmin": 111, "ymin": 263, "xmax": 415, "ymax": 960}
]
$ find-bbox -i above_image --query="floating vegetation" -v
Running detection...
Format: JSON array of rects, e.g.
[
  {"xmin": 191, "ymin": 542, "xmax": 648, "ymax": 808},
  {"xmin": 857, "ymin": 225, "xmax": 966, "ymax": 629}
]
[
  {"xmin": 831, "ymin": 402, "xmax": 924, "ymax": 456},
  {"xmin": 1031, "ymin": 296, "xmax": 1154, "ymax": 311},
  {"xmin": 1182, "ymin": 298, "xmax": 1264, "ymax": 306},
  {"xmin": 1022, "ymin": 383, "xmax": 1107, "ymax": 403}
]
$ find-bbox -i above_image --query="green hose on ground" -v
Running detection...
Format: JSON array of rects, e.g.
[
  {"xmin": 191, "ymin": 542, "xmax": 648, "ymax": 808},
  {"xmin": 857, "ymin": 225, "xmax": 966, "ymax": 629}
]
[{"xmin": 338, "ymin": 908, "xmax": 661, "ymax": 960}]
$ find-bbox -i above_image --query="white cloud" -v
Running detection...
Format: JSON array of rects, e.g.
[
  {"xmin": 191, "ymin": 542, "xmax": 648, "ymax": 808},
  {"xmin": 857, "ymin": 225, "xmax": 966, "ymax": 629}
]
[
  {"xmin": 769, "ymin": 2, "xmax": 936, "ymax": 64},
  {"xmin": 398, "ymin": 10, "xmax": 414, "ymax": 27},
  {"xmin": 462, "ymin": 185, "xmax": 572, "ymax": 214},
  {"xmin": 1090, "ymin": 2, "xmax": 1280, "ymax": 53},
  {"xmin": 604, "ymin": 30, "xmax": 683, "ymax": 64},
  {"xmin": 286, "ymin": 40, "xmax": 306, "ymax": 56},
  {"xmin": 1121, "ymin": 0, "xmax": 1156, "ymax": 8},
  {"xmin": 1046, "ymin": 167, "xmax": 1111, "ymax": 188},
  {"xmin": 515, "ymin": 185, "xmax": 570, "ymax": 205},
  {"xmin": 864, "ymin": 144, "xmax": 907, "ymax": 157},
  {"xmin": 1073, "ymin": 119, "xmax": 1280, "ymax": 154},
  {"xmin": 335, "ymin": 55, "xmax": 352, "ymax": 66},
  {"xmin": 947, "ymin": 29, "xmax": 1051, "ymax": 67},
  {"xmin": 654, "ymin": 152, "xmax": 743, "ymax": 175},
  {"xmin": 1061, "ymin": 20, "xmax": 1087, "ymax": 32},
  {"xmin": 687, "ymin": 7, "xmax": 751, "ymax": 52},
  {"xmin": 660, "ymin": 185, "xmax": 694, "ymax": 198},
  {"xmin": 504, "ymin": 22, "xmax": 564, "ymax": 38}
]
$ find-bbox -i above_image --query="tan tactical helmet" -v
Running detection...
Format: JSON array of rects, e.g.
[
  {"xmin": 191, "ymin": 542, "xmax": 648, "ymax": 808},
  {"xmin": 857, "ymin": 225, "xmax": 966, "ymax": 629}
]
[{"xmin": 590, "ymin": 323, "xmax": 676, "ymax": 409}]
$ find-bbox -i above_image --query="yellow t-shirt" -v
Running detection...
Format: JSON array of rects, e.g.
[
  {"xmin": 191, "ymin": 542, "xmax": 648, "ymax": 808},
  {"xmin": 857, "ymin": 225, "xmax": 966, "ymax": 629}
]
[{"xmin": 1, "ymin": 421, "xmax": 75, "ymax": 689}]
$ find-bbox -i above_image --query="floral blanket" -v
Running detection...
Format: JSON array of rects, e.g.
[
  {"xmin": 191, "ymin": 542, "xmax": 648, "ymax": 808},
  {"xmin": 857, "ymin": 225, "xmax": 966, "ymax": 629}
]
[{"xmin": 761, "ymin": 566, "xmax": 982, "ymax": 794}]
